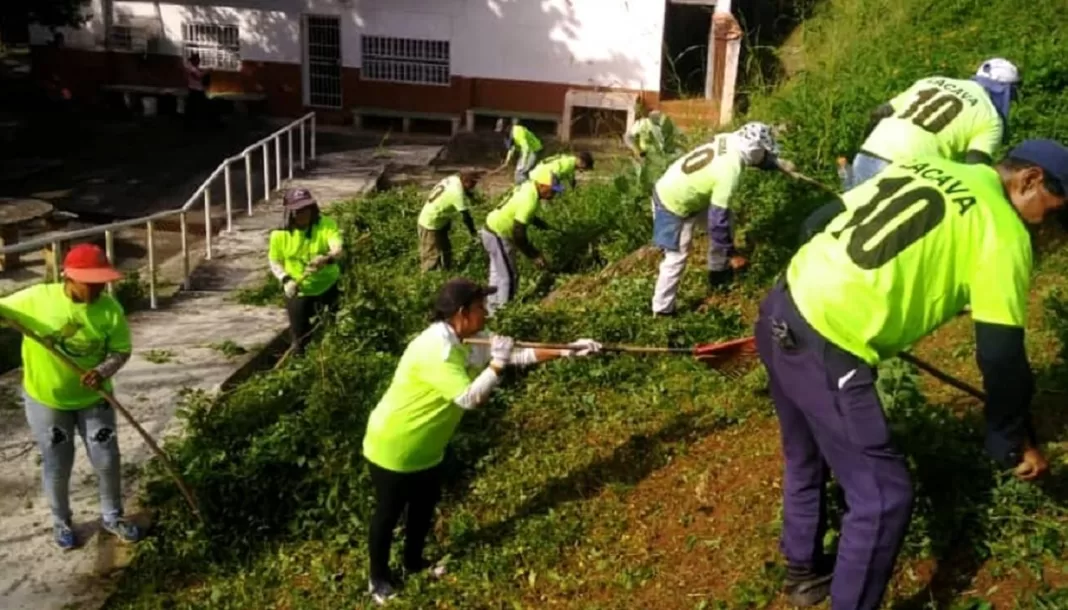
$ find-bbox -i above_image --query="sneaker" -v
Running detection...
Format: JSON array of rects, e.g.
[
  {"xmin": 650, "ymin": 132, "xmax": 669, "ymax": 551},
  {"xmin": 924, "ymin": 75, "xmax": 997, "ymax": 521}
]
[
  {"xmin": 54, "ymin": 522, "xmax": 76, "ymax": 550},
  {"xmin": 783, "ymin": 570, "xmax": 833, "ymax": 607},
  {"xmin": 368, "ymin": 579, "xmax": 397, "ymax": 606},
  {"xmin": 102, "ymin": 518, "xmax": 142, "ymax": 543}
]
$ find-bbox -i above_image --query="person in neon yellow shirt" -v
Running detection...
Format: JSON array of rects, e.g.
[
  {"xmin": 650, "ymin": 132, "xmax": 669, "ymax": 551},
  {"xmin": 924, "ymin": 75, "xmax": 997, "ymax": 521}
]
[
  {"xmin": 651, "ymin": 121, "xmax": 806, "ymax": 315},
  {"xmin": 529, "ymin": 151, "xmax": 594, "ymax": 190},
  {"xmin": 755, "ymin": 140, "xmax": 1068, "ymax": 610},
  {"xmin": 497, "ymin": 119, "xmax": 544, "ymax": 184},
  {"xmin": 624, "ymin": 110, "xmax": 665, "ymax": 158},
  {"xmin": 480, "ymin": 173, "xmax": 564, "ymax": 315},
  {"xmin": 0, "ymin": 244, "xmax": 142, "ymax": 549},
  {"xmin": 804, "ymin": 58, "xmax": 1022, "ymax": 242},
  {"xmin": 361, "ymin": 278, "xmax": 601, "ymax": 605},
  {"xmin": 268, "ymin": 187, "xmax": 344, "ymax": 355},
  {"xmin": 417, "ymin": 171, "xmax": 480, "ymax": 272}
]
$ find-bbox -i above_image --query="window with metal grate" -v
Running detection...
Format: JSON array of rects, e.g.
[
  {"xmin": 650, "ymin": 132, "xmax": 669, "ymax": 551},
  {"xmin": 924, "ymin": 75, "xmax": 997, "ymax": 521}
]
[
  {"xmin": 361, "ymin": 36, "xmax": 450, "ymax": 86},
  {"xmin": 182, "ymin": 23, "xmax": 241, "ymax": 71}
]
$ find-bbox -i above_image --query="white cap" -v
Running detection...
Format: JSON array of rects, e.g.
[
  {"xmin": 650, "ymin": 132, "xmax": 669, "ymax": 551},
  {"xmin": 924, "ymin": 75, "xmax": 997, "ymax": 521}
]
[
  {"xmin": 976, "ymin": 58, "xmax": 1021, "ymax": 85},
  {"xmin": 734, "ymin": 121, "xmax": 780, "ymax": 164}
]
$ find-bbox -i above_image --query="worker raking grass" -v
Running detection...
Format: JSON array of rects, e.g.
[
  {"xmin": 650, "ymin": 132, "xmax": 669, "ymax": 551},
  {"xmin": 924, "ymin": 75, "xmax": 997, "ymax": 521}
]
[
  {"xmin": 755, "ymin": 139, "xmax": 1068, "ymax": 610},
  {"xmin": 529, "ymin": 151, "xmax": 594, "ymax": 191},
  {"xmin": 360, "ymin": 278, "xmax": 601, "ymax": 605},
  {"xmin": 0, "ymin": 244, "xmax": 142, "ymax": 550},
  {"xmin": 479, "ymin": 173, "xmax": 564, "ymax": 315},
  {"xmin": 268, "ymin": 187, "xmax": 344, "ymax": 356},
  {"xmin": 498, "ymin": 120, "xmax": 544, "ymax": 184},
  {"xmin": 807, "ymin": 58, "xmax": 1022, "ymax": 236},
  {"xmin": 416, "ymin": 171, "xmax": 480, "ymax": 272},
  {"xmin": 650, "ymin": 121, "xmax": 808, "ymax": 316}
]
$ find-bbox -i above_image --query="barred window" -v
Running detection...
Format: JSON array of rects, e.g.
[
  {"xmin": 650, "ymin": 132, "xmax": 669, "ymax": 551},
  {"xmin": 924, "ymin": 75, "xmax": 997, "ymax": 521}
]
[
  {"xmin": 182, "ymin": 23, "xmax": 240, "ymax": 71},
  {"xmin": 108, "ymin": 25, "xmax": 133, "ymax": 51},
  {"xmin": 361, "ymin": 36, "xmax": 450, "ymax": 86}
]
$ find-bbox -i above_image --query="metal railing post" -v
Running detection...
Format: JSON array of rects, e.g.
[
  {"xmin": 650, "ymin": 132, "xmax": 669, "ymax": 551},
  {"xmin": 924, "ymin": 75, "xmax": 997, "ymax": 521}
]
[
  {"xmin": 105, "ymin": 230, "xmax": 115, "ymax": 295},
  {"xmin": 274, "ymin": 134, "xmax": 282, "ymax": 187},
  {"xmin": 244, "ymin": 152, "xmax": 253, "ymax": 215},
  {"xmin": 263, "ymin": 142, "xmax": 270, "ymax": 202},
  {"xmin": 147, "ymin": 220, "xmax": 157, "ymax": 309},
  {"xmin": 300, "ymin": 121, "xmax": 306, "ymax": 169},
  {"xmin": 51, "ymin": 240, "xmax": 62, "ymax": 283},
  {"xmin": 224, "ymin": 163, "xmax": 233, "ymax": 233},
  {"xmin": 180, "ymin": 211, "xmax": 190, "ymax": 290},
  {"xmin": 311, "ymin": 113, "xmax": 317, "ymax": 160},
  {"xmin": 287, "ymin": 129, "xmax": 294, "ymax": 179},
  {"xmin": 204, "ymin": 190, "xmax": 213, "ymax": 260}
]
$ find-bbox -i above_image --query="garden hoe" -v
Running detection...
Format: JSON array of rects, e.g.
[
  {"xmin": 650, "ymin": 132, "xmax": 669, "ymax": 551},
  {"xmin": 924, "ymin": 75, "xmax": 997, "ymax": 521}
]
[{"xmin": 0, "ymin": 314, "xmax": 204, "ymax": 522}]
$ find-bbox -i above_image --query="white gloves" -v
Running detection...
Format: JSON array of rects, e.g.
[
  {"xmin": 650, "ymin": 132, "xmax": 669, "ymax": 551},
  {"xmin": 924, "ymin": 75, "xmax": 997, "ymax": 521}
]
[
  {"xmin": 283, "ymin": 279, "xmax": 298, "ymax": 299},
  {"xmin": 563, "ymin": 338, "xmax": 603, "ymax": 357},
  {"xmin": 489, "ymin": 335, "xmax": 515, "ymax": 368}
]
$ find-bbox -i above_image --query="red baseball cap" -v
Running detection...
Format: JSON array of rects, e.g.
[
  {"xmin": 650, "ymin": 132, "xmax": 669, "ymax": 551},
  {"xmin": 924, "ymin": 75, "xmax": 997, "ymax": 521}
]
[{"xmin": 63, "ymin": 243, "xmax": 122, "ymax": 284}]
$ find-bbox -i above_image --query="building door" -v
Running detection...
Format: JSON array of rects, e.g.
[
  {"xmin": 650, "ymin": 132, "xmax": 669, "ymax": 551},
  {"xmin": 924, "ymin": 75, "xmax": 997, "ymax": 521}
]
[{"xmin": 303, "ymin": 15, "xmax": 342, "ymax": 108}]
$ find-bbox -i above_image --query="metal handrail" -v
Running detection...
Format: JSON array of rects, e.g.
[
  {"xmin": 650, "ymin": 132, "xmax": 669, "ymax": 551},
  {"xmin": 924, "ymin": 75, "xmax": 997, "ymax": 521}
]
[{"xmin": 1, "ymin": 111, "xmax": 318, "ymax": 308}]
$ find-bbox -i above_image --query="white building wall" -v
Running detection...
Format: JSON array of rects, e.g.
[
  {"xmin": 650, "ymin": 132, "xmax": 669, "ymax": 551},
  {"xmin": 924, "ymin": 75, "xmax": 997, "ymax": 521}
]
[{"xmin": 33, "ymin": 0, "xmax": 664, "ymax": 92}]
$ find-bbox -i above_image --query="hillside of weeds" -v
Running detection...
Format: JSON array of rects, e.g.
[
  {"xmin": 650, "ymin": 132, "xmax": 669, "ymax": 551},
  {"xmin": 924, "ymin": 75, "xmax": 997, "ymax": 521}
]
[{"xmin": 105, "ymin": 0, "xmax": 1068, "ymax": 608}]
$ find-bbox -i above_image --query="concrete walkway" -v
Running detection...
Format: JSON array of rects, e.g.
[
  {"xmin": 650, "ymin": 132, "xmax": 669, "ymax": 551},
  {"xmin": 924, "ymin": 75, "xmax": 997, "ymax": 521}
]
[{"xmin": 0, "ymin": 144, "xmax": 443, "ymax": 610}]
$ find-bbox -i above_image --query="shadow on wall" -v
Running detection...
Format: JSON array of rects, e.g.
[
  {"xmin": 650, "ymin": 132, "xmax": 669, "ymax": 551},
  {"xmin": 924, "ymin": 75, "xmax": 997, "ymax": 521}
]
[{"xmin": 38, "ymin": 0, "xmax": 657, "ymax": 121}]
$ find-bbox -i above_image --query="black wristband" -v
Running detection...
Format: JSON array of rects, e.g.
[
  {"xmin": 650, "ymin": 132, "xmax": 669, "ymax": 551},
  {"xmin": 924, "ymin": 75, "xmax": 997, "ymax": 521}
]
[{"xmin": 281, "ymin": 275, "xmax": 294, "ymax": 284}]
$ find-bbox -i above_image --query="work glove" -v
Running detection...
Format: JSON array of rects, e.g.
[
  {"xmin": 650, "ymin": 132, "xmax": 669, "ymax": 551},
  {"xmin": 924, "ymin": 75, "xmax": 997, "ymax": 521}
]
[
  {"xmin": 283, "ymin": 279, "xmax": 299, "ymax": 299},
  {"xmin": 563, "ymin": 339, "xmax": 603, "ymax": 358},
  {"xmin": 1014, "ymin": 444, "xmax": 1049, "ymax": 481},
  {"xmin": 489, "ymin": 335, "xmax": 515, "ymax": 368}
]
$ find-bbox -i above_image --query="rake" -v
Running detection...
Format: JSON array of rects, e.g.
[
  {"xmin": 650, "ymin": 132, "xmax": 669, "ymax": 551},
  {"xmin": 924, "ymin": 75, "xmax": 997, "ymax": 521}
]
[
  {"xmin": 463, "ymin": 335, "xmax": 759, "ymax": 376},
  {"xmin": 0, "ymin": 314, "xmax": 203, "ymax": 521}
]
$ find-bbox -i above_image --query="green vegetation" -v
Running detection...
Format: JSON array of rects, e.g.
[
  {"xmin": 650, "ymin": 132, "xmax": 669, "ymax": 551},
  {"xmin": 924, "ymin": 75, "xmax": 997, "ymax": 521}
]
[{"xmin": 105, "ymin": 1, "xmax": 1068, "ymax": 608}]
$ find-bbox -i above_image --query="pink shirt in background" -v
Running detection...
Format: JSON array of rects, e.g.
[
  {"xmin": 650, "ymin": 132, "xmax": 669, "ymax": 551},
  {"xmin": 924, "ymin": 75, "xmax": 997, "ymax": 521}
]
[{"xmin": 184, "ymin": 60, "xmax": 205, "ymax": 91}]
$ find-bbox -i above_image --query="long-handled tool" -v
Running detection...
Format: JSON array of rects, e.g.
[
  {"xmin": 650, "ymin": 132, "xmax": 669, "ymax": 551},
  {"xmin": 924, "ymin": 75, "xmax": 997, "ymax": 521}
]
[
  {"xmin": 898, "ymin": 352, "xmax": 986, "ymax": 401},
  {"xmin": 463, "ymin": 336, "xmax": 758, "ymax": 374},
  {"xmin": 0, "ymin": 315, "xmax": 203, "ymax": 521}
]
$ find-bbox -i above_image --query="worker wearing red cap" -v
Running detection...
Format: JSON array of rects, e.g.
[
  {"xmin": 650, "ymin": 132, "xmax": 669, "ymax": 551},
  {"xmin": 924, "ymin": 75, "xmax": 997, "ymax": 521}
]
[
  {"xmin": 268, "ymin": 188, "xmax": 344, "ymax": 355},
  {"xmin": 0, "ymin": 244, "xmax": 141, "ymax": 549}
]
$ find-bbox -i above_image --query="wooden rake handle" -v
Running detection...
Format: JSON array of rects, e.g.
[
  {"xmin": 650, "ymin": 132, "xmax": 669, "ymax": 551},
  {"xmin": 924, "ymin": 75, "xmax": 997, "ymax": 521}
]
[
  {"xmin": 0, "ymin": 315, "xmax": 204, "ymax": 521},
  {"xmin": 463, "ymin": 337, "xmax": 694, "ymax": 354}
]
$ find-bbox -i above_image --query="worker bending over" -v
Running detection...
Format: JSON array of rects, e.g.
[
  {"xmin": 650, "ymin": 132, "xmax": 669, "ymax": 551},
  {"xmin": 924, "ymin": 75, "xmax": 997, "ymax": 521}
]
[
  {"xmin": 757, "ymin": 140, "xmax": 1066, "ymax": 610},
  {"xmin": 417, "ymin": 171, "xmax": 480, "ymax": 272}
]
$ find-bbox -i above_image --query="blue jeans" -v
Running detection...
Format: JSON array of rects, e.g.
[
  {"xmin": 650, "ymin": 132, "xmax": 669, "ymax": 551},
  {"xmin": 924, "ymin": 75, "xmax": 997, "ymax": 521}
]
[
  {"xmin": 24, "ymin": 393, "xmax": 124, "ymax": 526},
  {"xmin": 849, "ymin": 152, "xmax": 890, "ymax": 190}
]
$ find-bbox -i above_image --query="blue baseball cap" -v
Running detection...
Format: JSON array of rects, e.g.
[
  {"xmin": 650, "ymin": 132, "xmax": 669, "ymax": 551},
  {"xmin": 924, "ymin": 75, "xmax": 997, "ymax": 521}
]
[{"xmin": 1007, "ymin": 139, "xmax": 1068, "ymax": 195}]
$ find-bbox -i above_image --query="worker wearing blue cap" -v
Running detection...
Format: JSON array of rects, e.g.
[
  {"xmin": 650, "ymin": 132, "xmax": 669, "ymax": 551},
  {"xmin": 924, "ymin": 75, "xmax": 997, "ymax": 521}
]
[
  {"xmin": 755, "ymin": 139, "xmax": 1068, "ymax": 610},
  {"xmin": 479, "ymin": 173, "xmax": 564, "ymax": 315}
]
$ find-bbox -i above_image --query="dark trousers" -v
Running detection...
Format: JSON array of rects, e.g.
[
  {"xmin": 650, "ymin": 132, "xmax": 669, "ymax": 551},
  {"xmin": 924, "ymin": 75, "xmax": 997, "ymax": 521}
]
[
  {"xmin": 754, "ymin": 282, "xmax": 914, "ymax": 610},
  {"xmin": 368, "ymin": 461, "xmax": 442, "ymax": 583},
  {"xmin": 284, "ymin": 283, "xmax": 339, "ymax": 355}
]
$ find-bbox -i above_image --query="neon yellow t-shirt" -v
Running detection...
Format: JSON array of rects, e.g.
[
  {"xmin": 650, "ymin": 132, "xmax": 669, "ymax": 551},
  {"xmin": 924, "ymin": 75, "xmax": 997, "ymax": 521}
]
[
  {"xmin": 485, "ymin": 182, "xmax": 541, "ymax": 238},
  {"xmin": 530, "ymin": 154, "xmax": 578, "ymax": 187},
  {"xmin": 787, "ymin": 157, "xmax": 1031, "ymax": 365},
  {"xmin": 861, "ymin": 77, "xmax": 1003, "ymax": 163},
  {"xmin": 627, "ymin": 118, "xmax": 664, "ymax": 154},
  {"xmin": 511, "ymin": 125, "xmax": 542, "ymax": 154},
  {"xmin": 417, "ymin": 175, "xmax": 470, "ymax": 230},
  {"xmin": 0, "ymin": 283, "xmax": 131, "ymax": 410},
  {"xmin": 268, "ymin": 216, "xmax": 343, "ymax": 297},
  {"xmin": 654, "ymin": 134, "xmax": 744, "ymax": 217},
  {"xmin": 362, "ymin": 322, "xmax": 486, "ymax": 473}
]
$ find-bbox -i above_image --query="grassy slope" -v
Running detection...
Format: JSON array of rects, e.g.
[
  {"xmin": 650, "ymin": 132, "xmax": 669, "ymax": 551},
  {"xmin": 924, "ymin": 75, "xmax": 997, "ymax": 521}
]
[{"xmin": 105, "ymin": 1, "xmax": 1068, "ymax": 609}]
